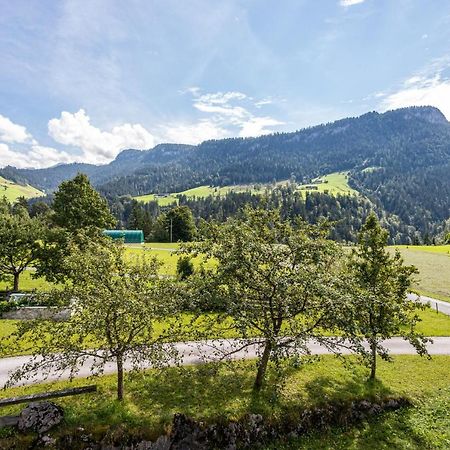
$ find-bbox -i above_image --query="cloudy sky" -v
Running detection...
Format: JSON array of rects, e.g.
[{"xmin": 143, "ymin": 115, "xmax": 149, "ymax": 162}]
[{"xmin": 1, "ymin": 0, "xmax": 450, "ymax": 169}]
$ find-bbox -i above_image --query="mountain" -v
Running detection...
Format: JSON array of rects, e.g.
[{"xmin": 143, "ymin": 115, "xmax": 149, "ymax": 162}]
[
  {"xmin": 0, "ymin": 143, "xmax": 195, "ymax": 192},
  {"xmin": 1, "ymin": 106, "xmax": 449, "ymax": 235}
]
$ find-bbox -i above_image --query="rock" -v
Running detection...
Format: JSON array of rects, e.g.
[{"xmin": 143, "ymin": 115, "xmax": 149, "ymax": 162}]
[
  {"xmin": 39, "ymin": 435, "xmax": 57, "ymax": 446},
  {"xmin": 18, "ymin": 401, "xmax": 64, "ymax": 434},
  {"xmin": 140, "ymin": 435, "xmax": 171, "ymax": 449}
]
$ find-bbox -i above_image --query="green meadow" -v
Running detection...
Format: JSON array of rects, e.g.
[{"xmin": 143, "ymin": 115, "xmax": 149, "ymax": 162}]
[
  {"xmin": 390, "ymin": 245, "xmax": 450, "ymax": 303},
  {"xmin": 0, "ymin": 176, "xmax": 44, "ymax": 202},
  {"xmin": 134, "ymin": 173, "xmax": 359, "ymax": 206},
  {"xmin": 3, "ymin": 244, "xmax": 449, "ymax": 305},
  {"xmin": 297, "ymin": 171, "xmax": 359, "ymax": 196},
  {"xmin": 133, "ymin": 184, "xmax": 256, "ymax": 205}
]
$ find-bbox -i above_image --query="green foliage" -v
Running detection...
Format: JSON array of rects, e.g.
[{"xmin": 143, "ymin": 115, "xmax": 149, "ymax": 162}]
[
  {"xmin": 183, "ymin": 207, "xmax": 350, "ymax": 390},
  {"xmin": 164, "ymin": 206, "xmax": 197, "ymax": 242},
  {"xmin": 176, "ymin": 256, "xmax": 194, "ymax": 280},
  {"xmin": 52, "ymin": 173, "xmax": 116, "ymax": 232},
  {"xmin": 9, "ymin": 239, "xmax": 181, "ymax": 400},
  {"xmin": 346, "ymin": 213, "xmax": 429, "ymax": 379},
  {"xmin": 0, "ymin": 200, "xmax": 45, "ymax": 291}
]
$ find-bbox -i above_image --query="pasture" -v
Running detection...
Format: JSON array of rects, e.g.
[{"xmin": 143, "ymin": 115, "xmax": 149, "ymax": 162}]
[
  {"xmin": 0, "ymin": 176, "xmax": 44, "ymax": 202},
  {"xmin": 133, "ymin": 184, "xmax": 257, "ymax": 205},
  {"xmin": 134, "ymin": 173, "xmax": 359, "ymax": 206},
  {"xmin": 297, "ymin": 171, "xmax": 359, "ymax": 196},
  {"xmin": 390, "ymin": 245, "xmax": 450, "ymax": 303},
  {"xmin": 3, "ymin": 243, "xmax": 449, "ymax": 306}
]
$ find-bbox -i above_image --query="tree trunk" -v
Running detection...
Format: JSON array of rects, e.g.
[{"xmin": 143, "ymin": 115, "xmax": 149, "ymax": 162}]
[
  {"xmin": 369, "ymin": 339, "xmax": 377, "ymax": 380},
  {"xmin": 117, "ymin": 355, "xmax": 124, "ymax": 401},
  {"xmin": 254, "ymin": 340, "xmax": 272, "ymax": 391},
  {"xmin": 13, "ymin": 272, "xmax": 20, "ymax": 292}
]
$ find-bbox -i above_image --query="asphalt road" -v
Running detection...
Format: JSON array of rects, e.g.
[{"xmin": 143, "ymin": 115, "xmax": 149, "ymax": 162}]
[
  {"xmin": 0, "ymin": 294, "xmax": 447, "ymax": 388},
  {"xmin": 1, "ymin": 336, "xmax": 450, "ymax": 388},
  {"xmin": 408, "ymin": 293, "xmax": 450, "ymax": 316}
]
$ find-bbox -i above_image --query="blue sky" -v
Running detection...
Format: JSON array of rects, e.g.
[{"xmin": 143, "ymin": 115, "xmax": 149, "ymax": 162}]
[{"xmin": 1, "ymin": 0, "xmax": 450, "ymax": 168}]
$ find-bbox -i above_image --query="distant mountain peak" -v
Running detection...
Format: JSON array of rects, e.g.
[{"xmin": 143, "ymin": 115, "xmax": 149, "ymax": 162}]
[
  {"xmin": 114, "ymin": 149, "xmax": 144, "ymax": 162},
  {"xmin": 386, "ymin": 105, "xmax": 448, "ymax": 124}
]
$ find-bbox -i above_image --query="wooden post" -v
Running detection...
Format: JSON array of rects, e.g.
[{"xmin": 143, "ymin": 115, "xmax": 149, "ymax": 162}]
[{"xmin": 0, "ymin": 385, "xmax": 97, "ymax": 407}]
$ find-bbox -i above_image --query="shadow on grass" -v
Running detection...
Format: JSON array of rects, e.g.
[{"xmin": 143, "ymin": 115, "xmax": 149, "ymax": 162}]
[
  {"xmin": 263, "ymin": 374, "xmax": 434, "ymax": 450},
  {"xmin": 3, "ymin": 357, "xmax": 445, "ymax": 448},
  {"xmin": 265, "ymin": 406, "xmax": 434, "ymax": 450}
]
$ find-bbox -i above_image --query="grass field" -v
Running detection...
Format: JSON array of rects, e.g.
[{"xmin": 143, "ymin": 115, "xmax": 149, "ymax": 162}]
[
  {"xmin": 390, "ymin": 245, "xmax": 450, "ymax": 303},
  {"xmin": 0, "ymin": 270, "xmax": 58, "ymax": 293},
  {"xmin": 134, "ymin": 184, "xmax": 257, "ymax": 205},
  {"xmin": 297, "ymin": 171, "xmax": 359, "ymax": 196},
  {"xmin": 394, "ymin": 245, "xmax": 450, "ymax": 255},
  {"xmin": 0, "ymin": 356, "xmax": 448, "ymax": 448},
  {"xmin": 0, "ymin": 176, "xmax": 44, "ymax": 202},
  {"xmin": 3, "ymin": 243, "xmax": 449, "ymax": 307},
  {"xmin": 0, "ymin": 305, "xmax": 448, "ymax": 358}
]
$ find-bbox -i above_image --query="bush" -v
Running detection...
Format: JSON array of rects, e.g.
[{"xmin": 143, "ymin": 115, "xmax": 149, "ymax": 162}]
[{"xmin": 177, "ymin": 256, "xmax": 194, "ymax": 280}]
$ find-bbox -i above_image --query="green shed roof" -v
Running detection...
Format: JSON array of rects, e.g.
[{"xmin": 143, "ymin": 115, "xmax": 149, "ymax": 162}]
[{"xmin": 103, "ymin": 230, "xmax": 144, "ymax": 243}]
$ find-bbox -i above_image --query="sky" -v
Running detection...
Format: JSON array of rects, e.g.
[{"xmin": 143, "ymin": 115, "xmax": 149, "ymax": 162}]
[{"xmin": 1, "ymin": 0, "xmax": 450, "ymax": 169}]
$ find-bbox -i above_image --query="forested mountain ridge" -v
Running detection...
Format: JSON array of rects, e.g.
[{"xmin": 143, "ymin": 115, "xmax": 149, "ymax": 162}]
[{"xmin": 1, "ymin": 106, "xmax": 449, "ymax": 237}]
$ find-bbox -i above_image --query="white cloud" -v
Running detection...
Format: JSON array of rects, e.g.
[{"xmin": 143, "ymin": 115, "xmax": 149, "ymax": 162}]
[
  {"xmin": 340, "ymin": 0, "xmax": 365, "ymax": 6},
  {"xmin": 196, "ymin": 91, "xmax": 247, "ymax": 105},
  {"xmin": 186, "ymin": 89, "xmax": 284, "ymax": 139},
  {"xmin": 161, "ymin": 120, "xmax": 229, "ymax": 145},
  {"xmin": 239, "ymin": 117, "xmax": 285, "ymax": 138},
  {"xmin": 0, "ymin": 115, "xmax": 31, "ymax": 143},
  {"xmin": 381, "ymin": 73, "xmax": 450, "ymax": 120},
  {"xmin": 48, "ymin": 109, "xmax": 156, "ymax": 164},
  {"xmin": 0, "ymin": 143, "xmax": 73, "ymax": 169},
  {"xmin": 254, "ymin": 98, "xmax": 274, "ymax": 108}
]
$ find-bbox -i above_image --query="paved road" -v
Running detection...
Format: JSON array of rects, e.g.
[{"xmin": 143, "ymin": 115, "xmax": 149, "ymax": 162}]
[
  {"xmin": 1, "ymin": 293, "xmax": 447, "ymax": 388},
  {"xmin": 1, "ymin": 336, "xmax": 450, "ymax": 388},
  {"xmin": 408, "ymin": 293, "xmax": 450, "ymax": 316}
]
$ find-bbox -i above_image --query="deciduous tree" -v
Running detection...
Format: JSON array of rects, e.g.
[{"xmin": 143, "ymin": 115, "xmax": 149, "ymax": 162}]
[
  {"xmin": 9, "ymin": 238, "xmax": 180, "ymax": 400},
  {"xmin": 346, "ymin": 213, "xmax": 429, "ymax": 379},
  {"xmin": 165, "ymin": 206, "xmax": 196, "ymax": 242},
  {"xmin": 52, "ymin": 173, "xmax": 116, "ymax": 232},
  {"xmin": 0, "ymin": 203, "xmax": 44, "ymax": 291},
  {"xmin": 183, "ymin": 207, "xmax": 349, "ymax": 391}
]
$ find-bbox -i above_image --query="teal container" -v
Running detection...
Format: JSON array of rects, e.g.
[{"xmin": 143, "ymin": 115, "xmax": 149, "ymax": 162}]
[{"xmin": 103, "ymin": 230, "xmax": 144, "ymax": 244}]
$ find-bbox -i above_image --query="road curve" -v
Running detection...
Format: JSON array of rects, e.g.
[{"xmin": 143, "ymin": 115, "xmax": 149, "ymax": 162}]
[
  {"xmin": 408, "ymin": 293, "xmax": 450, "ymax": 316},
  {"xmin": 1, "ymin": 336, "xmax": 450, "ymax": 388}
]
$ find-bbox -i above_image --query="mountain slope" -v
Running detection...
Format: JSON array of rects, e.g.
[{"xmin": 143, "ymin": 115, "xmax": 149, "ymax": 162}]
[
  {"xmin": 1, "ymin": 106, "xmax": 449, "ymax": 235},
  {"xmin": 0, "ymin": 176, "xmax": 44, "ymax": 201}
]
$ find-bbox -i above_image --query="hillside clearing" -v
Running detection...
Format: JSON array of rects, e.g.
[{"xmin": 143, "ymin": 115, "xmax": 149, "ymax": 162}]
[
  {"xmin": 0, "ymin": 176, "xmax": 44, "ymax": 202},
  {"xmin": 133, "ymin": 184, "xmax": 259, "ymax": 205},
  {"xmin": 297, "ymin": 171, "xmax": 358, "ymax": 196}
]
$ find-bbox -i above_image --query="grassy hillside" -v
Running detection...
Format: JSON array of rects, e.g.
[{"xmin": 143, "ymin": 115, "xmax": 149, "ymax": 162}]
[
  {"xmin": 390, "ymin": 245, "xmax": 450, "ymax": 302},
  {"xmin": 0, "ymin": 176, "xmax": 44, "ymax": 202},
  {"xmin": 298, "ymin": 171, "xmax": 358, "ymax": 196},
  {"xmin": 134, "ymin": 183, "xmax": 262, "ymax": 205},
  {"xmin": 134, "ymin": 174, "xmax": 357, "ymax": 206}
]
